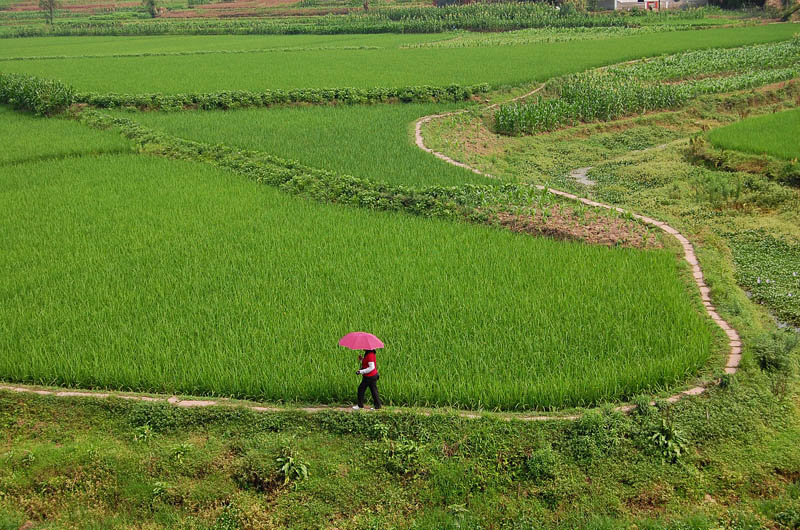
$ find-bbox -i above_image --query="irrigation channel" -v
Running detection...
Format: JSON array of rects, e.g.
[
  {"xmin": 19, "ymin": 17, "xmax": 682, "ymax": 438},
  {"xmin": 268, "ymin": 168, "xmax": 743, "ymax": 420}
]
[{"xmin": 0, "ymin": 84, "xmax": 742, "ymax": 422}]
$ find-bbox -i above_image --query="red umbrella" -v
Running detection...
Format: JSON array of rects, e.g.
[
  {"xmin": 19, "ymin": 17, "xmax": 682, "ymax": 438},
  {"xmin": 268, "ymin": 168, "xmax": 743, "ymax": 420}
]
[{"xmin": 339, "ymin": 332, "xmax": 384, "ymax": 350}]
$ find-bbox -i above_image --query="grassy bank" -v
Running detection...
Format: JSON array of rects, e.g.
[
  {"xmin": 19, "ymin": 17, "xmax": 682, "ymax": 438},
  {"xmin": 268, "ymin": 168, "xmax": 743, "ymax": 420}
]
[{"xmin": 1, "ymin": 360, "xmax": 798, "ymax": 529}]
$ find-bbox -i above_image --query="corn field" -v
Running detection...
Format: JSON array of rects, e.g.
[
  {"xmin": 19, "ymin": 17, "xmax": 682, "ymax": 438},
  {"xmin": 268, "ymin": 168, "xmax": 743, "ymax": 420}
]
[{"xmin": 495, "ymin": 38, "xmax": 800, "ymax": 135}]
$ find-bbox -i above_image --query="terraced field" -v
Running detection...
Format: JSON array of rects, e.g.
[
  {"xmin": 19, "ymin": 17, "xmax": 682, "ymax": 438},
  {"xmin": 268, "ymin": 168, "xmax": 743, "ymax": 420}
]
[
  {"xmin": 0, "ymin": 110, "xmax": 713, "ymax": 410},
  {"xmin": 4, "ymin": 17, "xmax": 799, "ymax": 412}
]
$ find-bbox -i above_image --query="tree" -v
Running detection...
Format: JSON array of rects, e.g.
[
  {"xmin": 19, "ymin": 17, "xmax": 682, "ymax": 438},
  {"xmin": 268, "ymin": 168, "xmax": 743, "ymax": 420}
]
[
  {"xmin": 142, "ymin": 0, "xmax": 159, "ymax": 17},
  {"xmin": 38, "ymin": 0, "xmax": 60, "ymax": 25}
]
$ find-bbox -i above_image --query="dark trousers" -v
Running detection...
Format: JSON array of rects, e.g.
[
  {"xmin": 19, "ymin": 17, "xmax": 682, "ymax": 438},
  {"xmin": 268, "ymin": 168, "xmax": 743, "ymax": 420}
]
[{"xmin": 357, "ymin": 374, "xmax": 381, "ymax": 409}]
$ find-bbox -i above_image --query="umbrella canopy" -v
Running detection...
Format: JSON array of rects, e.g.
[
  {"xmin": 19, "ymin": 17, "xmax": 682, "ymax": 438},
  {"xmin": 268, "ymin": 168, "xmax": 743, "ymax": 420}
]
[{"xmin": 339, "ymin": 332, "xmax": 384, "ymax": 350}]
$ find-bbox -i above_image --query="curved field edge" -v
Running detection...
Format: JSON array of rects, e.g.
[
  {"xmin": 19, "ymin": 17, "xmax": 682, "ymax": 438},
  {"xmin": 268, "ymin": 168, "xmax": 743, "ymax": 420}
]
[{"xmin": 0, "ymin": 146, "xmax": 716, "ymax": 411}]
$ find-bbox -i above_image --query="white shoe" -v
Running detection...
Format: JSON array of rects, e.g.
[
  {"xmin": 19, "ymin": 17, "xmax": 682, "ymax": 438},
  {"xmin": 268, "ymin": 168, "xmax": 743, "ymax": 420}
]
[{"xmin": 352, "ymin": 406, "xmax": 361, "ymax": 410}]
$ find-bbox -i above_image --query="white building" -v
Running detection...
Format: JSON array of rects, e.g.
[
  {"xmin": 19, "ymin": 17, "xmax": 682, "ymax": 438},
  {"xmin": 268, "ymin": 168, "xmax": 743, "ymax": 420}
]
[{"xmin": 596, "ymin": 0, "xmax": 708, "ymax": 10}]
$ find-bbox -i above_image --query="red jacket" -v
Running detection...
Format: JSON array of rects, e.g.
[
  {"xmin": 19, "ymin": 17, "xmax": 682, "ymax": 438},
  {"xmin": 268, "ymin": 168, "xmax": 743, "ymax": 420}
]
[{"xmin": 361, "ymin": 352, "xmax": 378, "ymax": 377}]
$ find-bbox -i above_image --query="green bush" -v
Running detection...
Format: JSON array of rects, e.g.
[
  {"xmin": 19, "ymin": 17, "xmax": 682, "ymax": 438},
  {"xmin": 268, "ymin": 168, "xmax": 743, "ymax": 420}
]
[
  {"xmin": 0, "ymin": 72, "xmax": 74, "ymax": 116},
  {"xmin": 649, "ymin": 419, "xmax": 689, "ymax": 464},
  {"xmin": 523, "ymin": 447, "xmax": 559, "ymax": 484},
  {"xmin": 384, "ymin": 436, "xmax": 425, "ymax": 476},
  {"xmin": 753, "ymin": 330, "xmax": 798, "ymax": 375},
  {"xmin": 233, "ymin": 451, "xmax": 280, "ymax": 492}
]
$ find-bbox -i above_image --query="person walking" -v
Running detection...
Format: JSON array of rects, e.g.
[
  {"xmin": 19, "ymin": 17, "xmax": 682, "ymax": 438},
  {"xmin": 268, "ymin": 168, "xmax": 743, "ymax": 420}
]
[
  {"xmin": 354, "ymin": 349, "xmax": 381, "ymax": 410},
  {"xmin": 338, "ymin": 331, "xmax": 385, "ymax": 411}
]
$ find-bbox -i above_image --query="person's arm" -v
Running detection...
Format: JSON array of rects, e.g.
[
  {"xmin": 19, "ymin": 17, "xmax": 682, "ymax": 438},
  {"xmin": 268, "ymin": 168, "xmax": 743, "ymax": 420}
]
[{"xmin": 357, "ymin": 362, "xmax": 375, "ymax": 375}]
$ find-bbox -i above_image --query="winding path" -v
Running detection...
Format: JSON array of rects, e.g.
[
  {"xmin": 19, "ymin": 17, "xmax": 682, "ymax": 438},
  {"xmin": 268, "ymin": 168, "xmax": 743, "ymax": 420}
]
[{"xmin": 413, "ymin": 89, "xmax": 743, "ymax": 407}]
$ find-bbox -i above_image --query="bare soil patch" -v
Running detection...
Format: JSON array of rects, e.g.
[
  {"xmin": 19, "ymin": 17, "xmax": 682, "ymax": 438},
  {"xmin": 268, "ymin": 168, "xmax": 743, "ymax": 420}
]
[
  {"xmin": 9, "ymin": 0, "xmax": 138, "ymax": 10},
  {"xmin": 494, "ymin": 206, "xmax": 661, "ymax": 249}
]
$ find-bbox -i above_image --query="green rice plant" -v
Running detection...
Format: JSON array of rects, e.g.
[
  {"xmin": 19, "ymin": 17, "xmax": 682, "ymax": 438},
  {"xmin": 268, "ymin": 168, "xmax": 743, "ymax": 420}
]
[
  {"xmin": 0, "ymin": 106, "xmax": 131, "ymax": 163},
  {"xmin": 0, "ymin": 33, "xmax": 448, "ymax": 60},
  {"xmin": 110, "ymin": 103, "xmax": 490, "ymax": 187},
  {"xmin": 0, "ymin": 152, "xmax": 714, "ymax": 410},
  {"xmin": 0, "ymin": 24, "xmax": 796, "ymax": 94},
  {"xmin": 708, "ymin": 107, "xmax": 800, "ymax": 162}
]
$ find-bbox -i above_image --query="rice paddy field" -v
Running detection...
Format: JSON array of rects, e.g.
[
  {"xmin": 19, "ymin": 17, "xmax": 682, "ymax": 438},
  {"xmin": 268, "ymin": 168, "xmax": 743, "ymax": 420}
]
[
  {"xmin": 112, "ymin": 103, "xmax": 491, "ymax": 187},
  {"xmin": 0, "ymin": 145, "xmax": 712, "ymax": 410},
  {"xmin": 0, "ymin": 106, "xmax": 132, "ymax": 163},
  {"xmin": 707, "ymin": 107, "xmax": 800, "ymax": 161},
  {"xmin": 0, "ymin": 24, "xmax": 796, "ymax": 93},
  {"xmin": 4, "ymin": 14, "xmax": 800, "ymax": 413},
  {"xmin": 0, "ymin": 32, "xmax": 450, "ymax": 59}
]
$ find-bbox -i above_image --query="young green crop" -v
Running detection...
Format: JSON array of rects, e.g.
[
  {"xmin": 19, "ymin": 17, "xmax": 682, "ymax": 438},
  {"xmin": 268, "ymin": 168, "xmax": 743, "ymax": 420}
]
[
  {"xmin": 0, "ymin": 24, "xmax": 796, "ymax": 94},
  {"xmin": 495, "ymin": 39, "xmax": 800, "ymax": 135},
  {"xmin": 110, "ymin": 103, "xmax": 492, "ymax": 187},
  {"xmin": 0, "ymin": 33, "xmax": 450, "ymax": 59},
  {"xmin": 0, "ymin": 106, "xmax": 131, "ymax": 163},
  {"xmin": 708, "ymin": 107, "xmax": 800, "ymax": 161},
  {"xmin": 0, "ymin": 152, "xmax": 714, "ymax": 410}
]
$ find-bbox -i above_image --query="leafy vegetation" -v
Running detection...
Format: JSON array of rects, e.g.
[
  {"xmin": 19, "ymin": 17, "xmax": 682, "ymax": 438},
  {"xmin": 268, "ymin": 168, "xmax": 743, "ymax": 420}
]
[
  {"xmin": 77, "ymin": 83, "xmax": 490, "ymax": 111},
  {"xmin": 0, "ymin": 71, "xmax": 73, "ymax": 115},
  {"xmin": 730, "ymin": 231, "xmax": 800, "ymax": 326},
  {"xmin": 494, "ymin": 39, "xmax": 800, "ymax": 134}
]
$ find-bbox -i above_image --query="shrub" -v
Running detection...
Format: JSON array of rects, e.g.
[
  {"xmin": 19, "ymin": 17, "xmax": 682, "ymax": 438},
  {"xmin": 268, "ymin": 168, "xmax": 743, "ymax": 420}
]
[
  {"xmin": 276, "ymin": 449, "xmax": 309, "ymax": 488},
  {"xmin": 384, "ymin": 436, "xmax": 425, "ymax": 476},
  {"xmin": 632, "ymin": 394, "xmax": 656, "ymax": 417},
  {"xmin": 523, "ymin": 447, "xmax": 559, "ymax": 484},
  {"xmin": 0, "ymin": 72, "xmax": 75, "ymax": 116},
  {"xmin": 774, "ymin": 502, "xmax": 800, "ymax": 529},
  {"xmin": 649, "ymin": 419, "xmax": 689, "ymax": 464},
  {"xmin": 233, "ymin": 440, "xmax": 308, "ymax": 492},
  {"xmin": 753, "ymin": 330, "xmax": 799, "ymax": 375}
]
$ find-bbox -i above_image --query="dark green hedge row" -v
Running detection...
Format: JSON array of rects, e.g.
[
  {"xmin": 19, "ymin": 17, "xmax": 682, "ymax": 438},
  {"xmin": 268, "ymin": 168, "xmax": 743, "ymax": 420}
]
[
  {"xmin": 75, "ymin": 84, "xmax": 491, "ymax": 111},
  {"xmin": 0, "ymin": 72, "xmax": 75, "ymax": 116}
]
